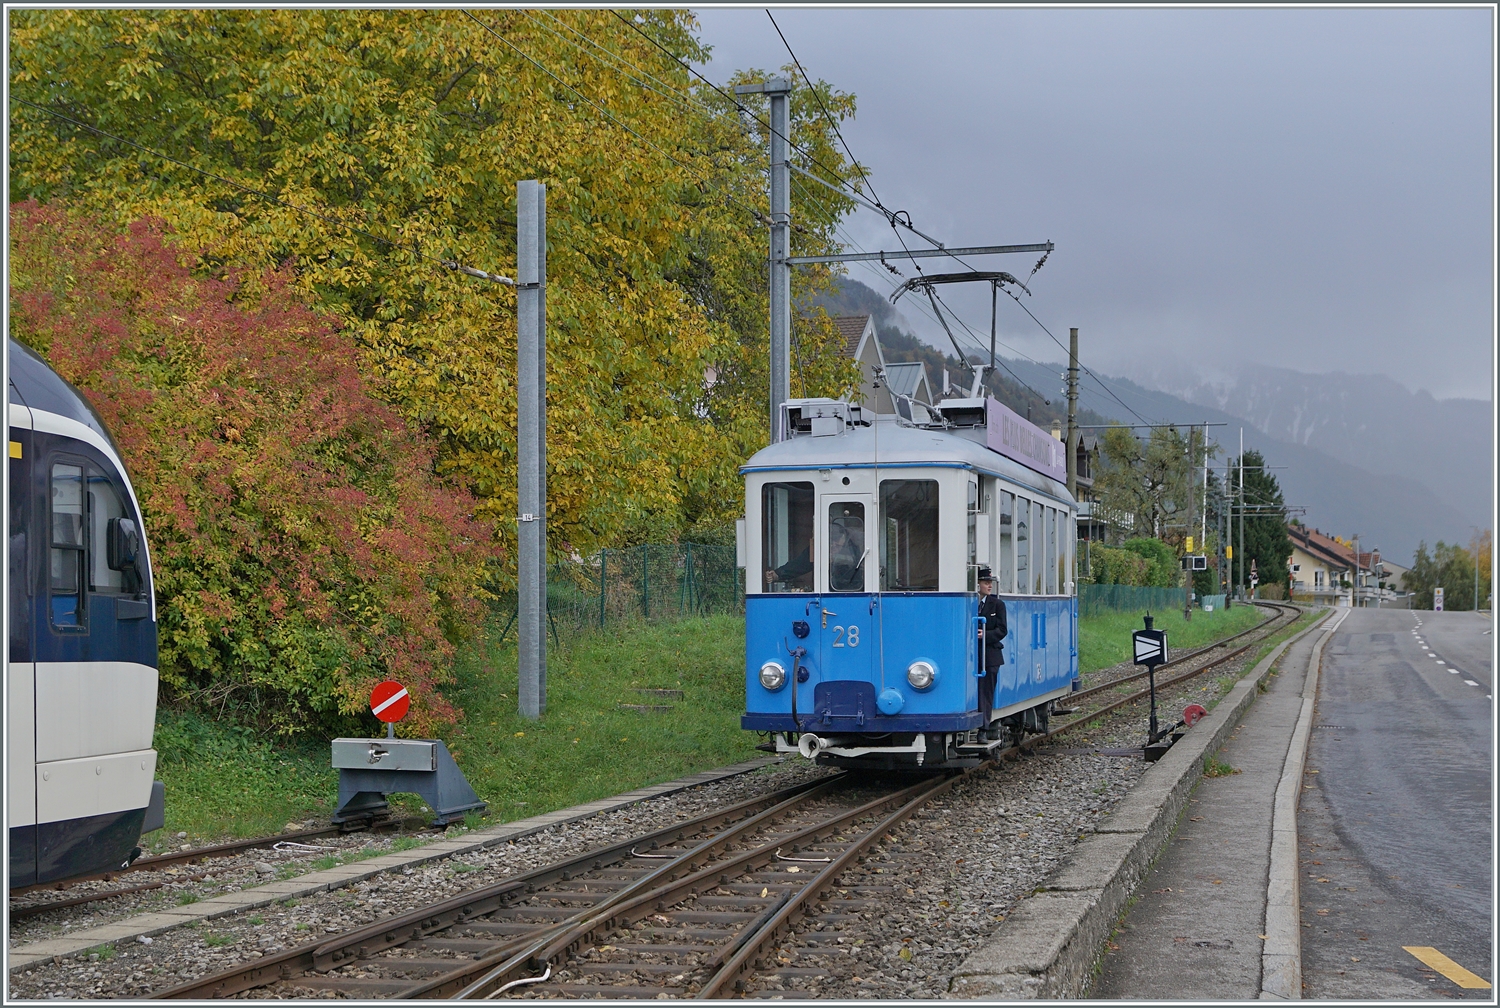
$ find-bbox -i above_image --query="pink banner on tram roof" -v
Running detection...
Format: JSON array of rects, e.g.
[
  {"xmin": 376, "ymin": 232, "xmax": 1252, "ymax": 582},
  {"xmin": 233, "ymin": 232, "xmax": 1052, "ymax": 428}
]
[{"xmin": 985, "ymin": 397, "xmax": 1067, "ymax": 484}]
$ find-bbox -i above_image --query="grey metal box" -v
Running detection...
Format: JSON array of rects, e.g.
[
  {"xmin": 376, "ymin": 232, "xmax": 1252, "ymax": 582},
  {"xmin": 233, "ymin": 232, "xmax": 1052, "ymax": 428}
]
[{"xmin": 331, "ymin": 738, "xmax": 437, "ymax": 772}]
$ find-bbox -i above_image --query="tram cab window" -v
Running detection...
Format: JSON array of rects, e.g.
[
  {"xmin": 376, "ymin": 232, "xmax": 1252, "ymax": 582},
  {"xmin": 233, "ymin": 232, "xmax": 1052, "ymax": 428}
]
[
  {"xmin": 998, "ymin": 491, "xmax": 1014, "ymax": 594},
  {"xmin": 827, "ymin": 501, "xmax": 867, "ymax": 592},
  {"xmin": 90, "ymin": 473, "xmax": 127, "ymax": 593},
  {"xmin": 50, "ymin": 462, "xmax": 86, "ymax": 627},
  {"xmin": 880, "ymin": 479, "xmax": 939, "ymax": 591},
  {"xmin": 762, "ymin": 481, "xmax": 814, "ymax": 592},
  {"xmin": 1046, "ymin": 508, "xmax": 1058, "ymax": 594}
]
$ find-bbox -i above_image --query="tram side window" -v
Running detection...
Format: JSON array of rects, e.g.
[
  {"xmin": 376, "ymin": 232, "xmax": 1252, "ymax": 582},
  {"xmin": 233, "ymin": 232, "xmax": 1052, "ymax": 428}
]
[
  {"xmin": 1059, "ymin": 510, "xmax": 1071, "ymax": 593},
  {"xmin": 762, "ymin": 481, "xmax": 814, "ymax": 592},
  {"xmin": 1046, "ymin": 508, "xmax": 1058, "ymax": 594},
  {"xmin": 50, "ymin": 462, "xmax": 86, "ymax": 628},
  {"xmin": 880, "ymin": 479, "xmax": 939, "ymax": 591},
  {"xmin": 998, "ymin": 491, "xmax": 1014, "ymax": 593},
  {"xmin": 1014, "ymin": 496, "xmax": 1030, "ymax": 595},
  {"xmin": 1032, "ymin": 501, "xmax": 1046, "ymax": 595},
  {"xmin": 966, "ymin": 481, "xmax": 979, "ymax": 592}
]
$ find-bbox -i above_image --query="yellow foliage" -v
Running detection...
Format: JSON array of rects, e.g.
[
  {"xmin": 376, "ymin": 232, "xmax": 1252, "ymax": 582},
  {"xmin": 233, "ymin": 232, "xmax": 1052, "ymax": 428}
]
[{"xmin": 10, "ymin": 9, "xmax": 864, "ymax": 578}]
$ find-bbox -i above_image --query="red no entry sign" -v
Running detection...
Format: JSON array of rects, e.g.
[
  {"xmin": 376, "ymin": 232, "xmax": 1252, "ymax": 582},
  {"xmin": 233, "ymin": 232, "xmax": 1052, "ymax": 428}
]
[{"xmin": 370, "ymin": 681, "xmax": 410, "ymax": 723}]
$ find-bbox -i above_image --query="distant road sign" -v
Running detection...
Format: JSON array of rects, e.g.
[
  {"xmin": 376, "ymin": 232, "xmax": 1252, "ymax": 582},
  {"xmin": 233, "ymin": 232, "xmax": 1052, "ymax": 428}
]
[
  {"xmin": 1435, "ymin": 587, "xmax": 1445, "ymax": 612},
  {"xmin": 1133, "ymin": 629, "xmax": 1167, "ymax": 667},
  {"xmin": 371, "ymin": 681, "xmax": 411, "ymax": 723}
]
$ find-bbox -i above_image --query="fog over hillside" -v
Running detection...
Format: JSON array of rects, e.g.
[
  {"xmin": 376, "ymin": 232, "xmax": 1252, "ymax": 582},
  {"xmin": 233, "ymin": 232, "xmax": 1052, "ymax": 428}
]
[{"xmin": 815, "ymin": 277, "xmax": 1488, "ymax": 564}]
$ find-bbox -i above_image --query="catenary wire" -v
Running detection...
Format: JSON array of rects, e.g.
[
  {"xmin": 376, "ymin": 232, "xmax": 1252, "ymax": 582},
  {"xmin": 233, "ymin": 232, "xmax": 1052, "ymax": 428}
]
[
  {"xmin": 791, "ymin": 177, "xmax": 1054, "ymax": 405},
  {"xmin": 765, "ymin": 10, "xmax": 881, "ymax": 206},
  {"xmin": 600, "ymin": 12, "xmax": 1157, "ymax": 425}
]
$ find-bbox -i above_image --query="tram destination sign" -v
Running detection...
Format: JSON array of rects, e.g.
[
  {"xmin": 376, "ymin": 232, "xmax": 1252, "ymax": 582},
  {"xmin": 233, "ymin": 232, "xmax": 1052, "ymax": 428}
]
[{"xmin": 984, "ymin": 398, "xmax": 1068, "ymax": 484}]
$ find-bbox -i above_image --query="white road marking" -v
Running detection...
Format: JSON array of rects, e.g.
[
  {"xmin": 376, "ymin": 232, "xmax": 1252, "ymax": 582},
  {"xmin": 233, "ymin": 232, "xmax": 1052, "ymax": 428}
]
[
  {"xmin": 1451, "ymin": 670, "xmax": 1461, "ymax": 674},
  {"xmin": 1436, "ymin": 660, "xmax": 1446, "ymax": 665},
  {"xmin": 1464, "ymin": 680, "xmax": 1480, "ymax": 687}
]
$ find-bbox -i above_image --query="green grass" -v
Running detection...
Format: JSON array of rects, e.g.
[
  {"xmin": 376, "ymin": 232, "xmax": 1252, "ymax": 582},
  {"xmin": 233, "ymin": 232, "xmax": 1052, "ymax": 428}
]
[
  {"xmin": 150, "ymin": 613, "xmax": 759, "ymax": 843},
  {"xmin": 151, "ymin": 709, "xmax": 338, "ymax": 845},
  {"xmin": 1077, "ymin": 604, "xmax": 1266, "ymax": 677},
  {"xmin": 149, "ymin": 604, "xmax": 1301, "ymax": 843},
  {"xmin": 444, "ymin": 613, "xmax": 761, "ymax": 823}
]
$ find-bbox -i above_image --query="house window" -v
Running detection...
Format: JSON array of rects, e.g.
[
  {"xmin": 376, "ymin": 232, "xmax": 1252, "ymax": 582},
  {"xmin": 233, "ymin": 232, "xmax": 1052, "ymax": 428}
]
[{"xmin": 1314, "ymin": 570, "xmax": 1324, "ymax": 588}]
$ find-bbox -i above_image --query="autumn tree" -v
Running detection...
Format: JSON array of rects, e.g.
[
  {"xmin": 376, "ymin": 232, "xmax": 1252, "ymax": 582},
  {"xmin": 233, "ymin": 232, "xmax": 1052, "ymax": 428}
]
[
  {"xmin": 1408, "ymin": 535, "xmax": 1492, "ymax": 611},
  {"xmin": 1093, "ymin": 425, "xmax": 1212, "ymax": 542},
  {"xmin": 1228, "ymin": 449, "xmax": 1292, "ymax": 593},
  {"xmin": 10, "ymin": 202, "xmax": 498, "ymax": 735},
  {"xmin": 8, "ymin": 8, "xmax": 862, "ymax": 570}
]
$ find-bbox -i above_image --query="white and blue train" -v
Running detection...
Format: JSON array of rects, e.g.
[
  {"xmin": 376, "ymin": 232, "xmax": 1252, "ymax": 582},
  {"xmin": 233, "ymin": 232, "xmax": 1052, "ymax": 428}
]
[
  {"xmin": 8, "ymin": 340, "xmax": 163, "ymax": 887},
  {"xmin": 740, "ymin": 394, "xmax": 1078, "ymax": 769}
]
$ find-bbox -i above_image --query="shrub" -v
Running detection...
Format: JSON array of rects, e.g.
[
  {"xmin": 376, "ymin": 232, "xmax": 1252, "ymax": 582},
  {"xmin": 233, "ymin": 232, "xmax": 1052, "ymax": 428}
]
[
  {"xmin": 9, "ymin": 203, "xmax": 500, "ymax": 735},
  {"xmin": 1085, "ymin": 545, "xmax": 1152, "ymax": 586},
  {"xmin": 1122, "ymin": 538, "xmax": 1181, "ymax": 588}
]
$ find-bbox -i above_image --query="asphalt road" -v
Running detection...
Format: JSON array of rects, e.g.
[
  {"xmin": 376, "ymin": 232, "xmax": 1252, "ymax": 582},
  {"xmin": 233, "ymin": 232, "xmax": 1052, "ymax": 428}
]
[{"xmin": 1301, "ymin": 608, "xmax": 1493, "ymax": 999}]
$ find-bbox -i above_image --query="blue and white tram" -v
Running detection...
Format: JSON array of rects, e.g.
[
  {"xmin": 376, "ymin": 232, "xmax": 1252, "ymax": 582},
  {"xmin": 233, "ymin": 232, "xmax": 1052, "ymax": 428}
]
[
  {"xmin": 740, "ymin": 396, "xmax": 1078, "ymax": 769},
  {"xmin": 8, "ymin": 340, "xmax": 163, "ymax": 887}
]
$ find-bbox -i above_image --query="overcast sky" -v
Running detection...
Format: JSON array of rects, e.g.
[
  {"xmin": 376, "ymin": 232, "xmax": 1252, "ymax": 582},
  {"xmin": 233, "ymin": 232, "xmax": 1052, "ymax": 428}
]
[{"xmin": 692, "ymin": 6, "xmax": 1495, "ymax": 401}]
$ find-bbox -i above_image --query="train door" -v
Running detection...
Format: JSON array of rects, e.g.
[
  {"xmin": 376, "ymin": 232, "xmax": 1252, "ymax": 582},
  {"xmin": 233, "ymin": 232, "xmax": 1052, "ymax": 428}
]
[
  {"xmin": 817, "ymin": 494, "xmax": 872, "ymax": 681},
  {"xmin": 8, "ymin": 394, "xmax": 37, "ymax": 885}
]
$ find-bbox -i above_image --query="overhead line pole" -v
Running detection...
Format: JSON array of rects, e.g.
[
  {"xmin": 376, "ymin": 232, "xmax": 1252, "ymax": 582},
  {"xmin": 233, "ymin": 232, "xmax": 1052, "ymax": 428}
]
[
  {"xmin": 1183, "ymin": 425, "xmax": 1196, "ymax": 622},
  {"xmin": 517, "ymin": 180, "xmax": 547, "ymax": 719},
  {"xmin": 736, "ymin": 78, "xmax": 793, "ymax": 443},
  {"xmin": 1066, "ymin": 328, "xmax": 1079, "ymax": 500}
]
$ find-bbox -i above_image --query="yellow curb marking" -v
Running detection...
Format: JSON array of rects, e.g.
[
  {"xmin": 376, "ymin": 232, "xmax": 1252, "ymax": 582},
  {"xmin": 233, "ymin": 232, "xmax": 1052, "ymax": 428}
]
[{"xmin": 1403, "ymin": 946, "xmax": 1492, "ymax": 989}]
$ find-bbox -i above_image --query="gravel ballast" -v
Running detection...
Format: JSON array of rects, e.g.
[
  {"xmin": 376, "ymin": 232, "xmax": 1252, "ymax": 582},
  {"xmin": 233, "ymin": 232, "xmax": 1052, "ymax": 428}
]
[{"xmin": 9, "ymin": 619, "xmax": 1297, "ymax": 1000}]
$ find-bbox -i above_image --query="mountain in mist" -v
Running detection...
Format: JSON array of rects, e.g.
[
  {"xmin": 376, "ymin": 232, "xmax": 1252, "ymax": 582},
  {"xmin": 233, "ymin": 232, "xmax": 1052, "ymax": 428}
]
[{"xmin": 815, "ymin": 277, "xmax": 1488, "ymax": 564}]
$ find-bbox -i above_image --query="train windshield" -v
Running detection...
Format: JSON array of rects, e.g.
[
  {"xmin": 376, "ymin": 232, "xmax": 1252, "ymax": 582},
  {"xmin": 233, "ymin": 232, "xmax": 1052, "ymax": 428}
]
[
  {"xmin": 879, "ymin": 479, "xmax": 939, "ymax": 591},
  {"xmin": 761, "ymin": 481, "xmax": 814, "ymax": 592}
]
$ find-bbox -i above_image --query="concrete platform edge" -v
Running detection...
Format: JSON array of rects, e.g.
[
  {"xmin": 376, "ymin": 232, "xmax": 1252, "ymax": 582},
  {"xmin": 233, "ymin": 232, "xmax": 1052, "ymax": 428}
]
[
  {"xmin": 6, "ymin": 757, "xmax": 779, "ymax": 972},
  {"xmin": 947, "ymin": 607, "xmax": 1333, "ymax": 1000},
  {"xmin": 1259, "ymin": 607, "xmax": 1347, "ymax": 1000}
]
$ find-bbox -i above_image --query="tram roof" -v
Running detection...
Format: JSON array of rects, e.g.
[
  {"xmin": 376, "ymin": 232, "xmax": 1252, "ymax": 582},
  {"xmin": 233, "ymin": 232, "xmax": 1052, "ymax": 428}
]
[
  {"xmin": 8, "ymin": 339, "xmax": 119, "ymax": 450},
  {"xmin": 741, "ymin": 415, "xmax": 1075, "ymax": 506}
]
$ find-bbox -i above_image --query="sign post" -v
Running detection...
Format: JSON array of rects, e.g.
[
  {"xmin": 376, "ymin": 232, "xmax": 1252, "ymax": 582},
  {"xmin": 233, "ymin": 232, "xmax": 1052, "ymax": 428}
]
[{"xmin": 1132, "ymin": 615, "xmax": 1171, "ymax": 759}]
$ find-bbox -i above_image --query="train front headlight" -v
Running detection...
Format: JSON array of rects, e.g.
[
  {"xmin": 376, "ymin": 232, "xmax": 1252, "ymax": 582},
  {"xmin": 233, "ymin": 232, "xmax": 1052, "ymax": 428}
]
[
  {"xmin": 906, "ymin": 660, "xmax": 936, "ymax": 690},
  {"xmin": 759, "ymin": 661, "xmax": 787, "ymax": 691}
]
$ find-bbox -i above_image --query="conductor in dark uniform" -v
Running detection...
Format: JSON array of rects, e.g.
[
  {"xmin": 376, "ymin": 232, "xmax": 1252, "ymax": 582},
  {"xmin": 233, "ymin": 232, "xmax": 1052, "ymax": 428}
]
[{"xmin": 976, "ymin": 567, "xmax": 1008, "ymax": 740}]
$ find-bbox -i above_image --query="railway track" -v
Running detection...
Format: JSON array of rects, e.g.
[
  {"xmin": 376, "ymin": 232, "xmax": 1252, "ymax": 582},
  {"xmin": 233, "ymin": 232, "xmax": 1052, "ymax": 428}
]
[
  {"xmin": 145, "ymin": 602, "xmax": 1309, "ymax": 1000},
  {"xmin": 10, "ymin": 817, "xmax": 426, "ymax": 918},
  {"xmin": 1071, "ymin": 601, "xmax": 1300, "ymax": 702}
]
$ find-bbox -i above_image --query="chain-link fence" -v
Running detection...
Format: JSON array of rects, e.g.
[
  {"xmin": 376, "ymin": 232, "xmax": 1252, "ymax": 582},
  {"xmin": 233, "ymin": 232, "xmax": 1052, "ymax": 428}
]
[
  {"xmin": 1078, "ymin": 584, "xmax": 1190, "ymax": 616},
  {"xmin": 495, "ymin": 542, "xmax": 744, "ymax": 643}
]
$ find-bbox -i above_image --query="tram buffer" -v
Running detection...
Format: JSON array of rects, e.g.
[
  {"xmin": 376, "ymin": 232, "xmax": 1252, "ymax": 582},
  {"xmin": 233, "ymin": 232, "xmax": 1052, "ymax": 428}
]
[
  {"xmin": 1133, "ymin": 616, "xmax": 1208, "ymax": 762},
  {"xmin": 330, "ymin": 681, "xmax": 487, "ymax": 827}
]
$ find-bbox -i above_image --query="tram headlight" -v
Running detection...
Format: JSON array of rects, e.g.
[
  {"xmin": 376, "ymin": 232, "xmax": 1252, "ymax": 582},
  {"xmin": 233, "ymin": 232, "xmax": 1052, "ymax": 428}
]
[
  {"xmin": 906, "ymin": 660, "xmax": 936, "ymax": 690},
  {"xmin": 759, "ymin": 661, "xmax": 787, "ymax": 691}
]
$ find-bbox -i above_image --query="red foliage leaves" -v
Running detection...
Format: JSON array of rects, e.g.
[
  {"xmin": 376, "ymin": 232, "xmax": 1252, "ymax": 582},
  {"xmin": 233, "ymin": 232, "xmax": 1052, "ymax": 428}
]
[{"xmin": 9, "ymin": 202, "xmax": 500, "ymax": 735}]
